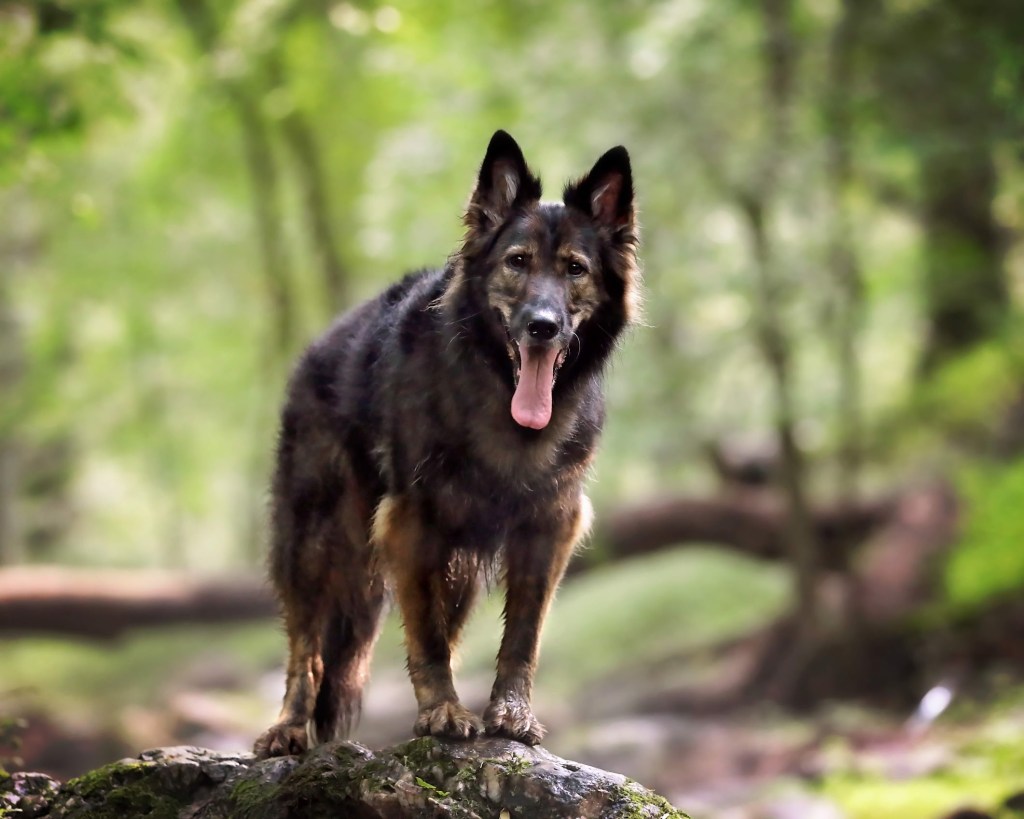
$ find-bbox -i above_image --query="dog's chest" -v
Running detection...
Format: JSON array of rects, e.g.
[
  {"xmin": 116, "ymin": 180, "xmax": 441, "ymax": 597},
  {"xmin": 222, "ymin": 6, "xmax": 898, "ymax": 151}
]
[{"xmin": 405, "ymin": 443, "xmax": 560, "ymax": 547}]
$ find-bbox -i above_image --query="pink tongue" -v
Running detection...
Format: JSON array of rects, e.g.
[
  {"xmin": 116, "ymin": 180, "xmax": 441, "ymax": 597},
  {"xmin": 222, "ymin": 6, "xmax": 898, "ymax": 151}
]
[{"xmin": 511, "ymin": 345, "xmax": 560, "ymax": 429}]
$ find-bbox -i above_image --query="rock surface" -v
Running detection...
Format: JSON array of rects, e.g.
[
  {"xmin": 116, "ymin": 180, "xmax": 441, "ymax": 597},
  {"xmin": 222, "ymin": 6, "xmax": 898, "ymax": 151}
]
[{"xmin": 0, "ymin": 737, "xmax": 687, "ymax": 818}]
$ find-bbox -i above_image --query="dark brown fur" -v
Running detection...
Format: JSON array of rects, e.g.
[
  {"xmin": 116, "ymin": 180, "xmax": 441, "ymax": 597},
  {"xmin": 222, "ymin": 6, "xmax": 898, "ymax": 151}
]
[{"xmin": 253, "ymin": 131, "xmax": 639, "ymax": 757}]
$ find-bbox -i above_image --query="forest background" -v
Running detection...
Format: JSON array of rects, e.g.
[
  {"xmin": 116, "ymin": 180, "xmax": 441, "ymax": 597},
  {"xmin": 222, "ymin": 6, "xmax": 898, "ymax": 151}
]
[{"xmin": 2, "ymin": 1, "xmax": 1024, "ymax": 817}]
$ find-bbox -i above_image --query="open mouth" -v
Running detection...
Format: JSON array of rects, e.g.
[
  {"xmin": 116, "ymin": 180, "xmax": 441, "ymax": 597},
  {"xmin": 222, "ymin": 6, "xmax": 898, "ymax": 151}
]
[{"xmin": 505, "ymin": 332, "xmax": 568, "ymax": 430}]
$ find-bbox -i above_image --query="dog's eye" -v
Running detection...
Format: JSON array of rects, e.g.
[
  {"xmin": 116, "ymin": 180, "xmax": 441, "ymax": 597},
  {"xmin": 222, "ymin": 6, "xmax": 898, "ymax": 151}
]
[
  {"xmin": 567, "ymin": 261, "xmax": 588, "ymax": 278},
  {"xmin": 507, "ymin": 254, "xmax": 528, "ymax": 270}
]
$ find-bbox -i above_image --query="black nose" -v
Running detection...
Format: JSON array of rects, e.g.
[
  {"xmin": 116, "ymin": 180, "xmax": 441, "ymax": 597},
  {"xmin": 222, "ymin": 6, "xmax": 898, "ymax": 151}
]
[{"xmin": 526, "ymin": 317, "xmax": 559, "ymax": 342}]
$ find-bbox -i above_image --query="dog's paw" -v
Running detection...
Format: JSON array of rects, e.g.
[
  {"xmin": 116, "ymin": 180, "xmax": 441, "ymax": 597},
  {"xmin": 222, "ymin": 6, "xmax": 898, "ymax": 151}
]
[
  {"xmin": 483, "ymin": 697, "xmax": 545, "ymax": 745},
  {"xmin": 253, "ymin": 722, "xmax": 310, "ymax": 758},
  {"xmin": 414, "ymin": 701, "xmax": 483, "ymax": 740}
]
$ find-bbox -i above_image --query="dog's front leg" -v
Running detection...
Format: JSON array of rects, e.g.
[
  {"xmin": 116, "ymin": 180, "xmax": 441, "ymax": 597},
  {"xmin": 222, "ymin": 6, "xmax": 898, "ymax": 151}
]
[
  {"xmin": 375, "ymin": 495, "xmax": 483, "ymax": 739},
  {"xmin": 485, "ymin": 495, "xmax": 592, "ymax": 745}
]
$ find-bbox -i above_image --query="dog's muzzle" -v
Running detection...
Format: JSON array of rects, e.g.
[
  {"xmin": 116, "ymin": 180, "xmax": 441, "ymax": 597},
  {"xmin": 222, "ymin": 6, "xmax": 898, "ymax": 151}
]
[{"xmin": 506, "ymin": 305, "xmax": 569, "ymax": 431}]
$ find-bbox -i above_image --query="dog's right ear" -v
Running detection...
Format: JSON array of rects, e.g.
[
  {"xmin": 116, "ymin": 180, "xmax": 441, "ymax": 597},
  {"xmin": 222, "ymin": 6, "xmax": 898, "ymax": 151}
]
[{"xmin": 465, "ymin": 131, "xmax": 542, "ymax": 231}]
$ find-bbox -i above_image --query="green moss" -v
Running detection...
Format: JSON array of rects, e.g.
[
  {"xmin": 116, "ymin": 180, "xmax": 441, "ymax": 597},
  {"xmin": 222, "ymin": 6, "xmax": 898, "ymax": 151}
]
[
  {"xmin": 229, "ymin": 777, "xmax": 281, "ymax": 815},
  {"xmin": 498, "ymin": 754, "xmax": 532, "ymax": 776},
  {"xmin": 414, "ymin": 775, "xmax": 450, "ymax": 798},
  {"xmin": 391, "ymin": 737, "xmax": 472, "ymax": 787},
  {"xmin": 453, "ymin": 762, "xmax": 483, "ymax": 783},
  {"xmin": 392, "ymin": 736, "xmax": 440, "ymax": 770},
  {"xmin": 64, "ymin": 760, "xmax": 184, "ymax": 819},
  {"xmin": 279, "ymin": 757, "xmax": 351, "ymax": 800},
  {"xmin": 67, "ymin": 760, "xmax": 153, "ymax": 794},
  {"xmin": 613, "ymin": 781, "xmax": 689, "ymax": 819},
  {"xmin": 331, "ymin": 743, "xmax": 370, "ymax": 766},
  {"xmin": 351, "ymin": 757, "xmax": 398, "ymax": 794},
  {"xmin": 272, "ymin": 746, "xmax": 413, "ymax": 817}
]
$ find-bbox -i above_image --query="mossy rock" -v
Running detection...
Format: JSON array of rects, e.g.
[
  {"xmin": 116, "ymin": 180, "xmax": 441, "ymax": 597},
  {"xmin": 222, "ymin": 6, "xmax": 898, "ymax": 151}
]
[
  {"xmin": 4, "ymin": 739, "xmax": 688, "ymax": 819},
  {"xmin": 1, "ymin": 769, "xmax": 60, "ymax": 818}
]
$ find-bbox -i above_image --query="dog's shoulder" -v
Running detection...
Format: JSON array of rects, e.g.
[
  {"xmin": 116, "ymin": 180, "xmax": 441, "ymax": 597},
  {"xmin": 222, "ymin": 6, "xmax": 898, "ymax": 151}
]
[
  {"xmin": 381, "ymin": 267, "xmax": 448, "ymax": 310},
  {"xmin": 283, "ymin": 268, "xmax": 448, "ymax": 419}
]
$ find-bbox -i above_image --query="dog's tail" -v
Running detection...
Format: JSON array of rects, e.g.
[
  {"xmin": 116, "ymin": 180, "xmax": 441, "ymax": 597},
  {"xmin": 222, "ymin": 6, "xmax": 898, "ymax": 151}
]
[{"xmin": 312, "ymin": 597, "xmax": 384, "ymax": 743}]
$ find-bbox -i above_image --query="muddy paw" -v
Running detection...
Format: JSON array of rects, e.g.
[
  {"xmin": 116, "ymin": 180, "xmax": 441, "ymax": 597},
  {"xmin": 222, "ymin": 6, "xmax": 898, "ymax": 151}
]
[
  {"xmin": 253, "ymin": 722, "xmax": 310, "ymax": 758},
  {"xmin": 414, "ymin": 701, "xmax": 483, "ymax": 740},
  {"xmin": 483, "ymin": 697, "xmax": 545, "ymax": 745}
]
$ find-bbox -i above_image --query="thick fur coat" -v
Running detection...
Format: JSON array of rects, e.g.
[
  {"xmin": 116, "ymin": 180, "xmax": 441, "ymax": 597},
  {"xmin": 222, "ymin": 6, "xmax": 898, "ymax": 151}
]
[{"xmin": 254, "ymin": 131, "xmax": 640, "ymax": 757}]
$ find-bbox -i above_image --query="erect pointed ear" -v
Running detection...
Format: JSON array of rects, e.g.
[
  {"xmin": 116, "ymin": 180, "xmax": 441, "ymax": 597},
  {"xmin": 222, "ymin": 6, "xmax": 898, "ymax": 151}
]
[
  {"xmin": 563, "ymin": 146, "xmax": 634, "ymax": 230},
  {"xmin": 466, "ymin": 130, "xmax": 542, "ymax": 230}
]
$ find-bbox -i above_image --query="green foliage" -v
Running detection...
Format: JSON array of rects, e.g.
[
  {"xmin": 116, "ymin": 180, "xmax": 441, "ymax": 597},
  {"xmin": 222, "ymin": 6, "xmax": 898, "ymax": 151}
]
[
  {"xmin": 872, "ymin": 331, "xmax": 1024, "ymax": 464},
  {"xmin": 0, "ymin": 0, "xmax": 1021, "ymax": 582},
  {"xmin": 1, "ymin": 623, "xmax": 282, "ymax": 718},
  {"xmin": 946, "ymin": 460, "xmax": 1024, "ymax": 610},
  {"xmin": 414, "ymin": 775, "xmax": 450, "ymax": 798},
  {"xmin": 921, "ymin": 345, "xmax": 1022, "ymax": 434}
]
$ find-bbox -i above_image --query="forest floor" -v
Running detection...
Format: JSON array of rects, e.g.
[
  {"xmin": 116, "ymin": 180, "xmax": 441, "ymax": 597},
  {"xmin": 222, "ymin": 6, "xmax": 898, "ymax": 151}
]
[{"xmin": 3, "ymin": 548, "xmax": 1023, "ymax": 818}]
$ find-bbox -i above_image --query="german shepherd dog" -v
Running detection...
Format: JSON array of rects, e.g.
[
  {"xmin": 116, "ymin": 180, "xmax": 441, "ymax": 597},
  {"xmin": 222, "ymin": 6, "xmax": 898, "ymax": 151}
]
[{"xmin": 253, "ymin": 130, "xmax": 639, "ymax": 757}]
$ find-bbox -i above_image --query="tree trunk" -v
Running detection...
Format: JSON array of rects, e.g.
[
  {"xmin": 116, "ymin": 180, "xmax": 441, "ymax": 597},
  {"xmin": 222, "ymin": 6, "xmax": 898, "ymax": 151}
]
[
  {"xmin": 0, "ymin": 247, "xmax": 25, "ymax": 565},
  {"xmin": 919, "ymin": 149, "xmax": 1006, "ymax": 372},
  {"xmin": 744, "ymin": 0, "xmax": 821, "ymax": 642},
  {"xmin": 865, "ymin": 0, "xmax": 1010, "ymax": 374},
  {"xmin": 0, "ymin": 439, "xmax": 19, "ymax": 566},
  {"xmin": 266, "ymin": 54, "xmax": 351, "ymax": 315},
  {"xmin": 741, "ymin": 198, "xmax": 820, "ymax": 632},
  {"xmin": 823, "ymin": 0, "xmax": 869, "ymax": 636},
  {"xmin": 229, "ymin": 87, "xmax": 298, "ymax": 357},
  {"xmin": 823, "ymin": 0, "xmax": 866, "ymax": 503},
  {"xmin": 175, "ymin": 0, "xmax": 298, "ymax": 359}
]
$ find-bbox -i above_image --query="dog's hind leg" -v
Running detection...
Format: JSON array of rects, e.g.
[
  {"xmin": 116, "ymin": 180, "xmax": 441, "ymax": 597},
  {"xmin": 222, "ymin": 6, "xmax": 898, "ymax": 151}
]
[
  {"xmin": 312, "ymin": 579, "xmax": 387, "ymax": 743},
  {"xmin": 254, "ymin": 421, "xmax": 347, "ymax": 758},
  {"xmin": 253, "ymin": 590, "xmax": 328, "ymax": 757},
  {"xmin": 374, "ymin": 495, "xmax": 484, "ymax": 740},
  {"xmin": 484, "ymin": 494, "xmax": 593, "ymax": 745},
  {"xmin": 312, "ymin": 463, "xmax": 388, "ymax": 743}
]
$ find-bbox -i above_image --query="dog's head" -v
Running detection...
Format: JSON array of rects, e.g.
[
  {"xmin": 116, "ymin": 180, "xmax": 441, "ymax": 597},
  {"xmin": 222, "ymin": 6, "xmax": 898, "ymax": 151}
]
[{"xmin": 453, "ymin": 130, "xmax": 640, "ymax": 431}]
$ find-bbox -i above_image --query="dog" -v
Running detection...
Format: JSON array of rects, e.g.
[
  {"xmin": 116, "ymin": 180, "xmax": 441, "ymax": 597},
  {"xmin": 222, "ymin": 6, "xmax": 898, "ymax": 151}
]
[{"xmin": 253, "ymin": 130, "xmax": 640, "ymax": 757}]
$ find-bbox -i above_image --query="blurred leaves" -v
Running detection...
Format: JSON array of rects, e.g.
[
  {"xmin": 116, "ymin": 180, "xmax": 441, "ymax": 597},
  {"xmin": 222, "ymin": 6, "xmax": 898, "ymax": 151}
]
[
  {"xmin": 0, "ymin": 0, "xmax": 1021, "ymax": 590},
  {"xmin": 947, "ymin": 460, "xmax": 1024, "ymax": 611}
]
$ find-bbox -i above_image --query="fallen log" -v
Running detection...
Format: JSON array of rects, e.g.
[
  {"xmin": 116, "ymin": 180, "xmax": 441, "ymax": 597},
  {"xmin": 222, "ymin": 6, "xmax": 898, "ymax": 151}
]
[
  {"xmin": 0, "ymin": 567, "xmax": 276, "ymax": 639},
  {"xmin": 590, "ymin": 491, "xmax": 899, "ymax": 572},
  {"xmin": 0, "ymin": 490, "xmax": 903, "ymax": 639}
]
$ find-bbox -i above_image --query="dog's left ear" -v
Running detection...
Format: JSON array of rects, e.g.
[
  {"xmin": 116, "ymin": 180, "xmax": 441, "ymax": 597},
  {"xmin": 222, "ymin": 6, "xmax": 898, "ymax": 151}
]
[
  {"xmin": 466, "ymin": 130, "xmax": 543, "ymax": 231},
  {"xmin": 564, "ymin": 146, "xmax": 634, "ymax": 231}
]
